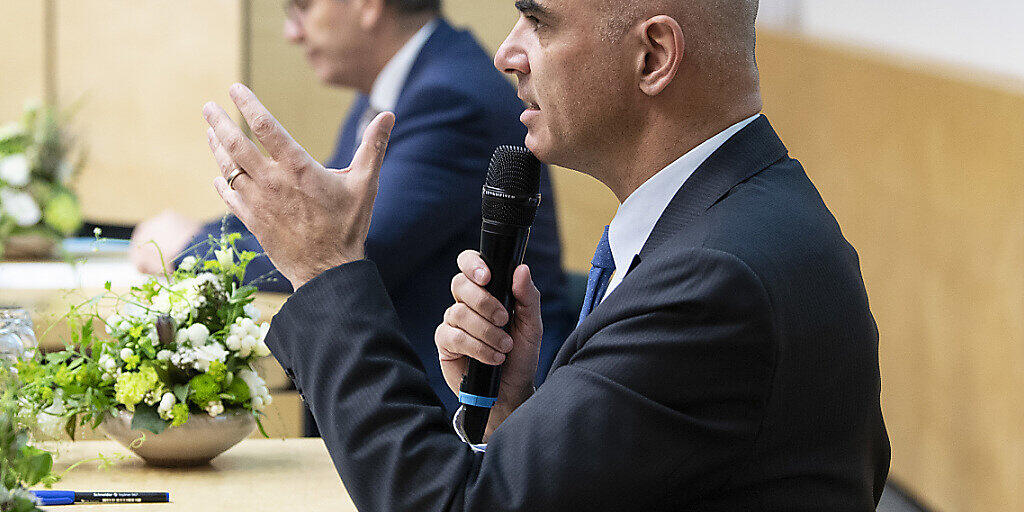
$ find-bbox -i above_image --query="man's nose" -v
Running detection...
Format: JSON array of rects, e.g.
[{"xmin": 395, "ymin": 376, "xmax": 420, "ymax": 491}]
[{"xmin": 494, "ymin": 25, "xmax": 530, "ymax": 76}]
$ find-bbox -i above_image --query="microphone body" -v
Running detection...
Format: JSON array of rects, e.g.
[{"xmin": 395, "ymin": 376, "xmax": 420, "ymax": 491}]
[{"xmin": 459, "ymin": 147, "xmax": 542, "ymax": 444}]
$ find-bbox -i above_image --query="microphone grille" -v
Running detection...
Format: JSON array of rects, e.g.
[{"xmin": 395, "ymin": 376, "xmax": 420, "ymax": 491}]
[{"xmin": 485, "ymin": 146, "xmax": 542, "ymax": 197}]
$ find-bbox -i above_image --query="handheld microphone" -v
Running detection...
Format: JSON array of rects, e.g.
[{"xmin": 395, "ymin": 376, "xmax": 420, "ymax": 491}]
[{"xmin": 459, "ymin": 146, "xmax": 542, "ymax": 444}]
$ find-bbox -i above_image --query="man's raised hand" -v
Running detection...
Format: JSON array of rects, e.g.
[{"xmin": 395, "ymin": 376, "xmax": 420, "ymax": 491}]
[{"xmin": 204, "ymin": 83, "xmax": 395, "ymax": 290}]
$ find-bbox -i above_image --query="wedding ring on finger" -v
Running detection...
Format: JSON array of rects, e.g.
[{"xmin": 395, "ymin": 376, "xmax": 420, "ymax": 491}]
[{"xmin": 226, "ymin": 167, "xmax": 247, "ymax": 190}]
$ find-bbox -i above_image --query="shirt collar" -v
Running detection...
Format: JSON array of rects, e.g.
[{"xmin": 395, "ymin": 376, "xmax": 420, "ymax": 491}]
[
  {"xmin": 368, "ymin": 19, "xmax": 439, "ymax": 113},
  {"xmin": 606, "ymin": 114, "xmax": 762, "ymax": 277}
]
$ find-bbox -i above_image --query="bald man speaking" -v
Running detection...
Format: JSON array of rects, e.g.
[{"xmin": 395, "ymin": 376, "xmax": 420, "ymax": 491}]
[{"xmin": 202, "ymin": 0, "xmax": 890, "ymax": 509}]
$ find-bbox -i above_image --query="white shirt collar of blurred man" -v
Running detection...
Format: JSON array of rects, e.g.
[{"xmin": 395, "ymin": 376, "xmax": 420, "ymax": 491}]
[{"xmin": 368, "ymin": 18, "xmax": 440, "ymax": 114}]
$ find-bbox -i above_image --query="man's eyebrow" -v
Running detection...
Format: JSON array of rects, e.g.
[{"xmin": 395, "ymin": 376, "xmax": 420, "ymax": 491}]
[{"xmin": 515, "ymin": 0, "xmax": 554, "ymax": 18}]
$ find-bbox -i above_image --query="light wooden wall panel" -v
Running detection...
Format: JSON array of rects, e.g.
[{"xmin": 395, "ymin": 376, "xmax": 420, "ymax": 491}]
[
  {"xmin": 248, "ymin": 0, "xmax": 352, "ymax": 163},
  {"xmin": 57, "ymin": 0, "xmax": 244, "ymax": 224},
  {"xmin": 757, "ymin": 30, "xmax": 1024, "ymax": 511},
  {"xmin": 0, "ymin": 0, "xmax": 47, "ymax": 122}
]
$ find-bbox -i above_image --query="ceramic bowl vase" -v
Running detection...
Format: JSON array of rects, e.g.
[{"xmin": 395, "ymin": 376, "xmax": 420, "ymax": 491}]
[{"xmin": 100, "ymin": 408, "xmax": 255, "ymax": 467}]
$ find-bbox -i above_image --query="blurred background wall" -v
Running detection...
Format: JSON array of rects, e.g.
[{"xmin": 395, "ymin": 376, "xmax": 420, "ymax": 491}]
[{"xmin": 2, "ymin": 1, "xmax": 1023, "ymax": 510}]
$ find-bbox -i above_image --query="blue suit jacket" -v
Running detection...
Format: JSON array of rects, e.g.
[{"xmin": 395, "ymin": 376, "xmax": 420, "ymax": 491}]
[
  {"xmin": 186, "ymin": 19, "xmax": 572, "ymax": 412},
  {"xmin": 266, "ymin": 116, "xmax": 890, "ymax": 510}
]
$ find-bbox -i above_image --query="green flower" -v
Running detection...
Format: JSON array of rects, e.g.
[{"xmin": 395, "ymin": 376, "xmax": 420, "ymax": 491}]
[
  {"xmin": 42, "ymin": 192, "xmax": 82, "ymax": 235},
  {"xmin": 170, "ymin": 403, "xmax": 189, "ymax": 427},
  {"xmin": 207, "ymin": 360, "xmax": 227, "ymax": 384},
  {"xmin": 14, "ymin": 360, "xmax": 43, "ymax": 384},
  {"xmin": 123, "ymin": 353, "xmax": 140, "ymax": 370},
  {"xmin": 52, "ymin": 364, "xmax": 74, "ymax": 387},
  {"xmin": 224, "ymin": 376, "xmax": 250, "ymax": 405},
  {"xmin": 188, "ymin": 373, "xmax": 221, "ymax": 406},
  {"xmin": 37, "ymin": 386, "xmax": 54, "ymax": 403},
  {"xmin": 113, "ymin": 366, "xmax": 159, "ymax": 411}
]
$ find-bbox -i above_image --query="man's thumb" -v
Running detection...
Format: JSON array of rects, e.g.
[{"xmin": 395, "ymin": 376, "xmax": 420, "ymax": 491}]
[{"xmin": 350, "ymin": 112, "xmax": 396, "ymax": 179}]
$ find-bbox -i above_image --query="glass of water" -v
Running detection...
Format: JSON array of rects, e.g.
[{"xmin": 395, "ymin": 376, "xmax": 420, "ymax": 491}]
[{"xmin": 0, "ymin": 306, "xmax": 37, "ymax": 362}]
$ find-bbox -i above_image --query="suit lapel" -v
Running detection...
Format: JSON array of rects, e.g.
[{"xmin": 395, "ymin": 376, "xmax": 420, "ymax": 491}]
[
  {"xmin": 638, "ymin": 115, "xmax": 788, "ymax": 260},
  {"xmin": 546, "ymin": 115, "xmax": 790, "ymax": 375}
]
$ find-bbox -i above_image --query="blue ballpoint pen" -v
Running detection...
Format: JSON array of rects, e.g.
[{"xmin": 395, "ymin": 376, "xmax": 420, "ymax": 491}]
[{"xmin": 30, "ymin": 490, "xmax": 170, "ymax": 506}]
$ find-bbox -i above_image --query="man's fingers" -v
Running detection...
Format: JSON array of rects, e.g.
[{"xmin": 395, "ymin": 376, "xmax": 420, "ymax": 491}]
[
  {"xmin": 510, "ymin": 264, "xmax": 543, "ymax": 345},
  {"xmin": 203, "ymin": 101, "xmax": 265, "ymax": 174},
  {"xmin": 228, "ymin": 83, "xmax": 309, "ymax": 166},
  {"xmin": 451, "ymin": 272, "xmax": 508, "ymax": 326},
  {"xmin": 512, "ymin": 264, "xmax": 541, "ymax": 314},
  {"xmin": 457, "ymin": 250, "xmax": 490, "ymax": 285},
  {"xmin": 435, "ymin": 323, "xmax": 506, "ymax": 366},
  {"xmin": 207, "ymin": 128, "xmax": 240, "ymax": 178},
  {"xmin": 349, "ymin": 112, "xmax": 395, "ymax": 179},
  {"xmin": 213, "ymin": 177, "xmax": 254, "ymax": 225},
  {"xmin": 444, "ymin": 303, "xmax": 514, "ymax": 354}
]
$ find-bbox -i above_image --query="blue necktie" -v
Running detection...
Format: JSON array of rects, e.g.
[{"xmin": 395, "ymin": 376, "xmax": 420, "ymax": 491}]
[{"xmin": 577, "ymin": 226, "xmax": 615, "ymax": 326}]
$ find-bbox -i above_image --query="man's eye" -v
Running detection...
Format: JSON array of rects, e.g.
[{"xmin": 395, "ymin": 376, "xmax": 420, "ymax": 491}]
[{"xmin": 525, "ymin": 15, "xmax": 542, "ymax": 28}]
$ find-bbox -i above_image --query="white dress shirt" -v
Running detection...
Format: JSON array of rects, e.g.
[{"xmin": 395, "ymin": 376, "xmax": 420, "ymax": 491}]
[
  {"xmin": 602, "ymin": 114, "xmax": 762, "ymax": 299},
  {"xmin": 355, "ymin": 19, "xmax": 439, "ymax": 137}
]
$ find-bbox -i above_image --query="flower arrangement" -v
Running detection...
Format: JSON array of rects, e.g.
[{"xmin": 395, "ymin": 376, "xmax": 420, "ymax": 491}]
[
  {"xmin": 1, "ymin": 363, "xmax": 53, "ymax": 512},
  {"xmin": 14, "ymin": 231, "xmax": 273, "ymax": 439},
  {"xmin": 0, "ymin": 101, "xmax": 84, "ymax": 258}
]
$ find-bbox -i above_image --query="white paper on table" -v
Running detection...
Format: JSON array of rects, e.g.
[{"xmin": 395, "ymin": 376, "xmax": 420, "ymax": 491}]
[{"xmin": 0, "ymin": 260, "xmax": 148, "ymax": 290}]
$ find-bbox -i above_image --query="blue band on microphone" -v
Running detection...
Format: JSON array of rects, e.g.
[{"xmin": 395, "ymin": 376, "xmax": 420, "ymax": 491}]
[{"xmin": 459, "ymin": 392, "xmax": 497, "ymax": 408}]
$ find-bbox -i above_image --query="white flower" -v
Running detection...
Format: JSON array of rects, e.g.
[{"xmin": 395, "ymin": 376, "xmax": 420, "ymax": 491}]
[
  {"xmin": 170, "ymin": 346, "xmax": 196, "ymax": 368},
  {"xmin": 99, "ymin": 354, "xmax": 117, "ymax": 372},
  {"xmin": 205, "ymin": 400, "xmax": 224, "ymax": 417},
  {"xmin": 119, "ymin": 347, "xmax": 134, "ymax": 360},
  {"xmin": 0, "ymin": 188, "xmax": 41, "ymax": 226},
  {"xmin": 156, "ymin": 350, "xmax": 173, "ymax": 361},
  {"xmin": 215, "ymin": 247, "xmax": 235, "ymax": 269},
  {"xmin": 57, "ymin": 160, "xmax": 74, "ymax": 182},
  {"xmin": 225, "ymin": 317, "xmax": 269, "ymax": 358},
  {"xmin": 157, "ymin": 393, "xmax": 176, "ymax": 420},
  {"xmin": 35, "ymin": 390, "xmax": 66, "ymax": 440},
  {"xmin": 148, "ymin": 327, "xmax": 160, "ymax": 344},
  {"xmin": 121, "ymin": 304, "xmax": 147, "ymax": 322},
  {"xmin": 253, "ymin": 340, "xmax": 271, "ymax": 358},
  {"xmin": 175, "ymin": 329, "xmax": 190, "ymax": 345},
  {"xmin": 105, "ymin": 314, "xmax": 122, "ymax": 335},
  {"xmin": 186, "ymin": 323, "xmax": 210, "ymax": 346},
  {"xmin": 93, "ymin": 227, "xmax": 102, "ymax": 237},
  {"xmin": 179, "ymin": 255, "xmax": 198, "ymax": 272},
  {"xmin": 192, "ymin": 342, "xmax": 228, "ymax": 372},
  {"xmin": 0, "ymin": 154, "xmax": 30, "ymax": 187},
  {"xmin": 237, "ymin": 368, "xmax": 272, "ymax": 411},
  {"xmin": 243, "ymin": 303, "xmax": 261, "ymax": 322},
  {"xmin": 0, "ymin": 122, "xmax": 22, "ymax": 140}
]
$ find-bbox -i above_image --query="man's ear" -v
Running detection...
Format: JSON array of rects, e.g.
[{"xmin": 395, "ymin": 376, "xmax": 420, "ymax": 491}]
[
  {"xmin": 358, "ymin": 0, "xmax": 386, "ymax": 30},
  {"xmin": 636, "ymin": 16, "xmax": 684, "ymax": 96}
]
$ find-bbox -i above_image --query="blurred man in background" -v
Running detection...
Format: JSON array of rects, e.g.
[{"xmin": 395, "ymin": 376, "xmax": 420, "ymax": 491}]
[{"xmin": 130, "ymin": 0, "xmax": 573, "ymax": 417}]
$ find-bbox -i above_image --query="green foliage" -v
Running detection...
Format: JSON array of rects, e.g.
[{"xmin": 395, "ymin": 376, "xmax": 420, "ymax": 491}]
[
  {"xmin": 1, "ymin": 364, "xmax": 52, "ymax": 512},
  {"xmin": 129, "ymin": 405, "xmax": 168, "ymax": 436}
]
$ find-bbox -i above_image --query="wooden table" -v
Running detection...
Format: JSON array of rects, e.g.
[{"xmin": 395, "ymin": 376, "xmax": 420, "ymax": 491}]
[{"xmin": 35, "ymin": 439, "xmax": 357, "ymax": 511}]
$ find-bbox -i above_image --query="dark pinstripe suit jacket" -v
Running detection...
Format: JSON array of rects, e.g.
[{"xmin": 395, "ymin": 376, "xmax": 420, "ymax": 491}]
[{"xmin": 266, "ymin": 116, "xmax": 891, "ymax": 511}]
